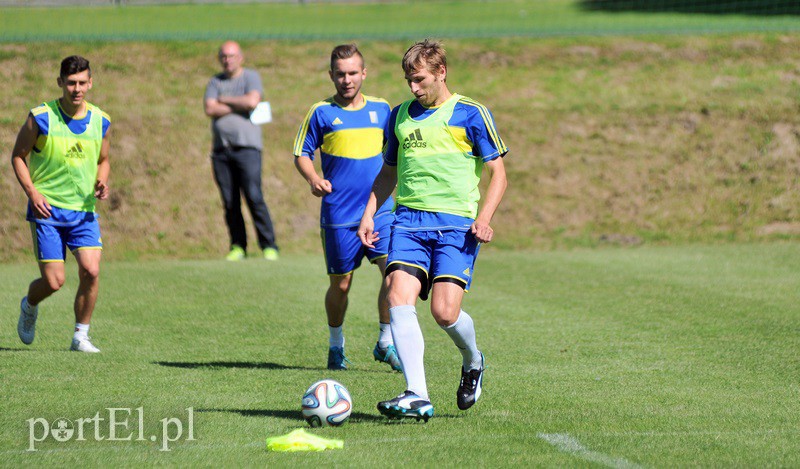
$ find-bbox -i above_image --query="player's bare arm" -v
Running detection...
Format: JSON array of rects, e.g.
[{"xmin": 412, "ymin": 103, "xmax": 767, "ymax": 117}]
[
  {"xmin": 11, "ymin": 114, "xmax": 51, "ymax": 219},
  {"xmin": 294, "ymin": 155, "xmax": 332, "ymax": 197},
  {"xmin": 471, "ymin": 156, "xmax": 507, "ymax": 243},
  {"xmin": 358, "ymin": 163, "xmax": 397, "ymax": 248},
  {"xmin": 95, "ymin": 126, "xmax": 111, "ymax": 200}
]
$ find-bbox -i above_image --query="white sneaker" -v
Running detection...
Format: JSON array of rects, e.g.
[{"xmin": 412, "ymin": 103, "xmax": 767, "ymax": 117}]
[
  {"xmin": 18, "ymin": 296, "xmax": 38, "ymax": 345},
  {"xmin": 70, "ymin": 337, "xmax": 101, "ymax": 353}
]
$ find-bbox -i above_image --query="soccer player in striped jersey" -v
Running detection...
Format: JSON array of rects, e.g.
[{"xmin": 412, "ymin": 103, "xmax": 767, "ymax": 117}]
[
  {"xmin": 11, "ymin": 55, "xmax": 112, "ymax": 353},
  {"xmin": 293, "ymin": 44, "xmax": 401, "ymax": 372},
  {"xmin": 359, "ymin": 40, "xmax": 508, "ymax": 421}
]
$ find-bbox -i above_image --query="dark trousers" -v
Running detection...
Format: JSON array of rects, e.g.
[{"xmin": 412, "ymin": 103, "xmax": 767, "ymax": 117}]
[{"xmin": 211, "ymin": 146, "xmax": 278, "ymax": 251}]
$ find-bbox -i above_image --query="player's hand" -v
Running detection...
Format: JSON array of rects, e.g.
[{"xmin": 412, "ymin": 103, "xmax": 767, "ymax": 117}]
[
  {"xmin": 358, "ymin": 218, "xmax": 378, "ymax": 249},
  {"xmin": 471, "ymin": 219, "xmax": 494, "ymax": 243},
  {"xmin": 95, "ymin": 179, "xmax": 109, "ymax": 200},
  {"xmin": 29, "ymin": 191, "xmax": 52, "ymax": 219},
  {"xmin": 310, "ymin": 178, "xmax": 332, "ymax": 197}
]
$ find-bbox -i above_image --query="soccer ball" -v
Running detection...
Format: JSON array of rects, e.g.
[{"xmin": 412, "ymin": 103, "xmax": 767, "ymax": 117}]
[{"xmin": 301, "ymin": 379, "xmax": 352, "ymax": 427}]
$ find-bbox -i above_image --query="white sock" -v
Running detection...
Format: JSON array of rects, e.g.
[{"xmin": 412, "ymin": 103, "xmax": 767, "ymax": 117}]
[
  {"xmin": 329, "ymin": 326, "xmax": 344, "ymax": 348},
  {"xmin": 442, "ymin": 310, "xmax": 482, "ymax": 370},
  {"xmin": 390, "ymin": 305, "xmax": 428, "ymax": 400},
  {"xmin": 74, "ymin": 323, "xmax": 90, "ymax": 341},
  {"xmin": 378, "ymin": 322, "xmax": 393, "ymax": 349}
]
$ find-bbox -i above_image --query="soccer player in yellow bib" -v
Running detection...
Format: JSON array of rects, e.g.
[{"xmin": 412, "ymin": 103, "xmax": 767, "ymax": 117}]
[
  {"xmin": 11, "ymin": 56, "xmax": 111, "ymax": 353},
  {"xmin": 294, "ymin": 44, "xmax": 401, "ymax": 372},
  {"xmin": 358, "ymin": 40, "xmax": 508, "ymax": 421}
]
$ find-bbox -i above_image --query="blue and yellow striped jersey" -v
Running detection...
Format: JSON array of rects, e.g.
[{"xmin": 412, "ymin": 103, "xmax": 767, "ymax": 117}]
[{"xmin": 294, "ymin": 94, "xmax": 393, "ymax": 228}]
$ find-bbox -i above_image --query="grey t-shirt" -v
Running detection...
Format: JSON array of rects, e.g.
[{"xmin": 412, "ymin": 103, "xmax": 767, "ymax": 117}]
[{"xmin": 204, "ymin": 68, "xmax": 263, "ymax": 150}]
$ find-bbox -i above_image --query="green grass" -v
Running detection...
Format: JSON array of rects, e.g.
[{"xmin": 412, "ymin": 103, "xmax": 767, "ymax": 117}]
[
  {"xmin": 1, "ymin": 244, "xmax": 798, "ymax": 465},
  {"xmin": 1, "ymin": 0, "xmax": 799, "ymax": 42}
]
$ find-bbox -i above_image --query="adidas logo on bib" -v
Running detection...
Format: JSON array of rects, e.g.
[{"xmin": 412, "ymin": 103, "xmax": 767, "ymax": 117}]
[
  {"xmin": 65, "ymin": 142, "xmax": 86, "ymax": 160},
  {"xmin": 402, "ymin": 128, "xmax": 427, "ymax": 150}
]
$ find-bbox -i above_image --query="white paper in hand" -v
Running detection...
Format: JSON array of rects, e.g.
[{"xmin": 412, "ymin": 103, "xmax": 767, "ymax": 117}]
[{"xmin": 250, "ymin": 101, "xmax": 273, "ymax": 125}]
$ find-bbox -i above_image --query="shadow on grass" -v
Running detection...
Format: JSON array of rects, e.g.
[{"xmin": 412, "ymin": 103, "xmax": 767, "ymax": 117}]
[
  {"xmin": 0, "ymin": 347, "xmax": 31, "ymax": 352},
  {"xmin": 153, "ymin": 360, "xmax": 315, "ymax": 371},
  {"xmin": 153, "ymin": 360, "xmax": 392, "ymax": 373},
  {"xmin": 197, "ymin": 407, "xmax": 385, "ymax": 422},
  {"xmin": 579, "ymin": 0, "xmax": 800, "ymax": 15}
]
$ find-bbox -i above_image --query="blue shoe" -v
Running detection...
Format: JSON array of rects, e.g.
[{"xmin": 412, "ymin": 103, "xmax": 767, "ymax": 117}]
[
  {"xmin": 457, "ymin": 352, "xmax": 485, "ymax": 410},
  {"xmin": 373, "ymin": 342, "xmax": 402, "ymax": 371},
  {"xmin": 327, "ymin": 346, "xmax": 350, "ymax": 370},
  {"xmin": 378, "ymin": 390, "xmax": 434, "ymax": 422}
]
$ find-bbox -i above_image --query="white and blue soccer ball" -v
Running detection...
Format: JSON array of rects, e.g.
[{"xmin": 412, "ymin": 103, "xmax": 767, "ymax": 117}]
[{"xmin": 301, "ymin": 379, "xmax": 352, "ymax": 427}]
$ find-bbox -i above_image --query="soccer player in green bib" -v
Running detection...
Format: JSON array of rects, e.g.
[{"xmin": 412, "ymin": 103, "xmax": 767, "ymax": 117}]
[
  {"xmin": 11, "ymin": 56, "xmax": 111, "ymax": 353},
  {"xmin": 358, "ymin": 40, "xmax": 508, "ymax": 421}
]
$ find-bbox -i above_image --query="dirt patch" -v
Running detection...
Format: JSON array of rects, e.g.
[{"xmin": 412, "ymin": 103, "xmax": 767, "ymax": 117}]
[
  {"xmin": 598, "ymin": 234, "xmax": 644, "ymax": 246},
  {"xmin": 757, "ymin": 222, "xmax": 800, "ymax": 236}
]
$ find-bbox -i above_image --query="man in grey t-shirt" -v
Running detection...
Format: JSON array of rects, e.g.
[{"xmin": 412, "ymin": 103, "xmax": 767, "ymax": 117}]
[{"xmin": 204, "ymin": 40, "xmax": 279, "ymax": 261}]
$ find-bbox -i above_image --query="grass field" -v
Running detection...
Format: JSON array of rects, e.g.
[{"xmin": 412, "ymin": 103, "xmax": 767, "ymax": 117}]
[
  {"xmin": 1, "ymin": 244, "xmax": 798, "ymax": 465},
  {"xmin": 1, "ymin": 0, "xmax": 799, "ymax": 42},
  {"xmin": 1, "ymin": 1, "xmax": 798, "ymax": 466}
]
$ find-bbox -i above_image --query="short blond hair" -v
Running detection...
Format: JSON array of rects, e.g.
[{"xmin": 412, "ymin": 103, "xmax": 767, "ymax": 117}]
[{"xmin": 402, "ymin": 39, "xmax": 446, "ymax": 75}]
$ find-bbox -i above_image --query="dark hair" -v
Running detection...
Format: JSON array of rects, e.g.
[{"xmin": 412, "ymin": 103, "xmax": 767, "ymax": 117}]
[
  {"xmin": 60, "ymin": 55, "xmax": 91, "ymax": 79},
  {"xmin": 330, "ymin": 44, "xmax": 364, "ymax": 71},
  {"xmin": 402, "ymin": 39, "xmax": 446, "ymax": 76}
]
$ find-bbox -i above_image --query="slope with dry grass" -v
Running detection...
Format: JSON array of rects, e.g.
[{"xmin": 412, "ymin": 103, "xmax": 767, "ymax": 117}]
[{"xmin": 1, "ymin": 35, "xmax": 798, "ymax": 262}]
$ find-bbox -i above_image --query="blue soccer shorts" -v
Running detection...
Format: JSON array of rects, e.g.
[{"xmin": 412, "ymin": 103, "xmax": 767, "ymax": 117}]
[
  {"xmin": 30, "ymin": 219, "xmax": 103, "ymax": 262},
  {"xmin": 321, "ymin": 213, "xmax": 393, "ymax": 276},
  {"xmin": 386, "ymin": 227, "xmax": 480, "ymax": 301}
]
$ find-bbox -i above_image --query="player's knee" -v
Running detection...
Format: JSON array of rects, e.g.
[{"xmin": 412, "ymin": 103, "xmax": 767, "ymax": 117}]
[
  {"xmin": 432, "ymin": 315, "xmax": 454, "ymax": 328},
  {"xmin": 330, "ymin": 275, "xmax": 352, "ymax": 295},
  {"xmin": 335, "ymin": 282, "xmax": 351, "ymax": 296},
  {"xmin": 430, "ymin": 299, "xmax": 461, "ymax": 327},
  {"xmin": 430, "ymin": 307, "xmax": 458, "ymax": 327},
  {"xmin": 80, "ymin": 265, "xmax": 101, "ymax": 282},
  {"xmin": 45, "ymin": 275, "xmax": 66, "ymax": 292}
]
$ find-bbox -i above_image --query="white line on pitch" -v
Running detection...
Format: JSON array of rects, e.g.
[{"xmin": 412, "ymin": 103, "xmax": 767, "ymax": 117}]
[{"xmin": 538, "ymin": 433, "xmax": 643, "ymax": 469}]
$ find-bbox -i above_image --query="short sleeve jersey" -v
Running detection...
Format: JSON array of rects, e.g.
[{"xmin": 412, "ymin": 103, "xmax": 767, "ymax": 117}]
[
  {"xmin": 294, "ymin": 94, "xmax": 393, "ymax": 228},
  {"xmin": 204, "ymin": 68, "xmax": 263, "ymax": 150},
  {"xmin": 384, "ymin": 95, "xmax": 506, "ymax": 166},
  {"xmin": 383, "ymin": 95, "xmax": 507, "ymax": 223},
  {"xmin": 32, "ymin": 101, "xmax": 111, "ymax": 141}
]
